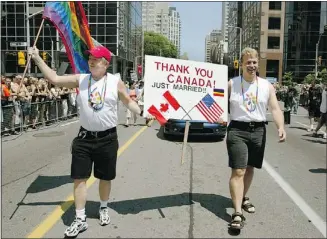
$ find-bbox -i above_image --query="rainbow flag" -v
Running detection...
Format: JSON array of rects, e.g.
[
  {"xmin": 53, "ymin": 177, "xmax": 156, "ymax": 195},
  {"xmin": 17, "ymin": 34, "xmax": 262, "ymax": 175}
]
[
  {"xmin": 213, "ymin": 88, "xmax": 224, "ymax": 97},
  {"xmin": 43, "ymin": 2, "xmax": 94, "ymax": 73}
]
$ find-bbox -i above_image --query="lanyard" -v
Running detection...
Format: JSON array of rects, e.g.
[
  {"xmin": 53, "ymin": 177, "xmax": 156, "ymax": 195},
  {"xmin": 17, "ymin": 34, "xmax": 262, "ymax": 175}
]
[
  {"xmin": 88, "ymin": 74, "xmax": 107, "ymax": 111},
  {"xmin": 241, "ymin": 76, "xmax": 258, "ymax": 113}
]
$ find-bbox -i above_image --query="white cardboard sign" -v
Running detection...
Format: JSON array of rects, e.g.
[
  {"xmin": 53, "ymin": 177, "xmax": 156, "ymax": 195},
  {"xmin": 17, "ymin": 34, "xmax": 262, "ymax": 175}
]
[{"xmin": 143, "ymin": 55, "xmax": 228, "ymax": 124}]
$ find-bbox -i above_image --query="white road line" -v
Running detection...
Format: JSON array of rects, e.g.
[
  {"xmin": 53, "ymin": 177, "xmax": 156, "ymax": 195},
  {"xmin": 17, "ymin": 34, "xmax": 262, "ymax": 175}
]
[
  {"xmin": 60, "ymin": 120, "xmax": 79, "ymax": 127},
  {"xmin": 263, "ymin": 160, "xmax": 327, "ymax": 238},
  {"xmin": 295, "ymin": 121, "xmax": 326, "ymax": 134}
]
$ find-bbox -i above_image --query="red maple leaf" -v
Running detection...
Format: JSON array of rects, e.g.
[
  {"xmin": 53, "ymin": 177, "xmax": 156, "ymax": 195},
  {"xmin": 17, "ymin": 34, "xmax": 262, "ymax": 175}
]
[{"xmin": 160, "ymin": 103, "xmax": 169, "ymax": 112}]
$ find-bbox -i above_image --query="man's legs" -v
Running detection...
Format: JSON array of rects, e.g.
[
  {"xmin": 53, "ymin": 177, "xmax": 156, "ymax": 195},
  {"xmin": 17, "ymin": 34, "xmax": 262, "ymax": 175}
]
[
  {"xmin": 229, "ymin": 168, "xmax": 246, "ymax": 214},
  {"xmin": 74, "ymin": 179, "xmax": 88, "ymax": 216}
]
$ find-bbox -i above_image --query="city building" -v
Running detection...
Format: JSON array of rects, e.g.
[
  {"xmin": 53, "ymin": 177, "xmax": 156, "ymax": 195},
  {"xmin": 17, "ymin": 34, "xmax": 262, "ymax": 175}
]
[
  {"xmin": 221, "ymin": 2, "xmax": 230, "ymax": 45},
  {"xmin": 142, "ymin": 2, "xmax": 181, "ymax": 57},
  {"xmin": 227, "ymin": 1, "xmax": 242, "ymax": 75},
  {"xmin": 204, "ymin": 29, "xmax": 222, "ymax": 63},
  {"xmin": 168, "ymin": 7, "xmax": 181, "ymax": 57},
  {"xmin": 283, "ymin": 2, "xmax": 327, "ymax": 82},
  {"xmin": 227, "ymin": 1, "xmax": 285, "ymax": 81},
  {"xmin": 220, "ymin": 2, "xmax": 230, "ymax": 64},
  {"xmin": 1, "ymin": 1, "xmax": 142, "ymax": 80}
]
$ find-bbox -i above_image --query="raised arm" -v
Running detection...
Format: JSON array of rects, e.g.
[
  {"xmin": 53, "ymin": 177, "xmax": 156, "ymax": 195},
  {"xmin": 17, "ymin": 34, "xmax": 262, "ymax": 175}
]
[{"xmin": 28, "ymin": 47, "xmax": 79, "ymax": 88}]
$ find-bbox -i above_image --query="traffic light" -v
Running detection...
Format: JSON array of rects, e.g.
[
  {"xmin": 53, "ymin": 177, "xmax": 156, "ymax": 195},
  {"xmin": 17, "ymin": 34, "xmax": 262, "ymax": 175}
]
[
  {"xmin": 17, "ymin": 51, "xmax": 26, "ymax": 66},
  {"xmin": 42, "ymin": 52, "xmax": 47, "ymax": 61},
  {"xmin": 234, "ymin": 60, "xmax": 239, "ymax": 69}
]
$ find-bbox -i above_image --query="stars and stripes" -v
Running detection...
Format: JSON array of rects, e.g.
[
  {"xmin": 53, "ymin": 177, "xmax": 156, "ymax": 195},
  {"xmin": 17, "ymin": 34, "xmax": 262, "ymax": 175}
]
[{"xmin": 195, "ymin": 93, "xmax": 224, "ymax": 123}]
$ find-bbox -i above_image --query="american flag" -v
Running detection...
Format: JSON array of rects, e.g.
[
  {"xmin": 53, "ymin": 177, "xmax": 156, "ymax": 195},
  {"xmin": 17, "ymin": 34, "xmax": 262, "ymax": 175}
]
[{"xmin": 196, "ymin": 94, "xmax": 224, "ymax": 123}]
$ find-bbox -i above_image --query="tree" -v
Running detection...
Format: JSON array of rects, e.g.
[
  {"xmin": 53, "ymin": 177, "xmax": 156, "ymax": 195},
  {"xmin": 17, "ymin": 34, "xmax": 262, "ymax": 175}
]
[
  {"xmin": 282, "ymin": 72, "xmax": 293, "ymax": 86},
  {"xmin": 180, "ymin": 52, "xmax": 189, "ymax": 60},
  {"xmin": 144, "ymin": 31, "xmax": 178, "ymax": 58},
  {"xmin": 304, "ymin": 73, "xmax": 315, "ymax": 84},
  {"xmin": 319, "ymin": 68, "xmax": 327, "ymax": 84}
]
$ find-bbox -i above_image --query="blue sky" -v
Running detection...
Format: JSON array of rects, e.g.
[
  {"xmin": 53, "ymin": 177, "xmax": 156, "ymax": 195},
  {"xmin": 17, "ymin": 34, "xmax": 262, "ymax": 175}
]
[{"xmin": 170, "ymin": 2, "xmax": 222, "ymax": 62}]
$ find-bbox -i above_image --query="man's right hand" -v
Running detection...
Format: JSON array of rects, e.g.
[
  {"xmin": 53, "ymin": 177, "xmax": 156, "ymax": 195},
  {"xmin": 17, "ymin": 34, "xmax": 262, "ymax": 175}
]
[{"xmin": 27, "ymin": 47, "xmax": 39, "ymax": 60}]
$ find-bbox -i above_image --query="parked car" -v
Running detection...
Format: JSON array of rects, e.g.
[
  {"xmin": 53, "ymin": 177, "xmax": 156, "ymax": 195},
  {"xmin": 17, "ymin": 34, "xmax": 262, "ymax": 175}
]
[{"xmin": 163, "ymin": 119, "xmax": 227, "ymax": 139}]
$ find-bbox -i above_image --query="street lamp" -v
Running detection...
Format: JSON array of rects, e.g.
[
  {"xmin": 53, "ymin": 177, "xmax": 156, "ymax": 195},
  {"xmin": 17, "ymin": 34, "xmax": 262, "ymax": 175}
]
[
  {"xmin": 228, "ymin": 25, "xmax": 242, "ymax": 76},
  {"xmin": 315, "ymin": 25, "xmax": 327, "ymax": 82}
]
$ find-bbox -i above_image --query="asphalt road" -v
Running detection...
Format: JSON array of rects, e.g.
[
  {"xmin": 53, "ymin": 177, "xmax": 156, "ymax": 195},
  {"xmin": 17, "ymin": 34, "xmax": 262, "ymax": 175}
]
[{"xmin": 1, "ymin": 103, "xmax": 326, "ymax": 238}]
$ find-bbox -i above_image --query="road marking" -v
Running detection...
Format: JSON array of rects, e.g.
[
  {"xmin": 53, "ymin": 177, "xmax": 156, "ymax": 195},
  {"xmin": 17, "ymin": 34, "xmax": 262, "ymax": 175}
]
[
  {"xmin": 60, "ymin": 120, "xmax": 79, "ymax": 127},
  {"xmin": 295, "ymin": 121, "xmax": 326, "ymax": 134},
  {"xmin": 27, "ymin": 121, "xmax": 153, "ymax": 238},
  {"xmin": 263, "ymin": 160, "xmax": 327, "ymax": 238}
]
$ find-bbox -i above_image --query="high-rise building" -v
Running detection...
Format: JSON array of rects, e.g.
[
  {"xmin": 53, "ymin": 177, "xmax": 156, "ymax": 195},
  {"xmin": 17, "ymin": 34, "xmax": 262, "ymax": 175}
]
[
  {"xmin": 222, "ymin": 2, "xmax": 230, "ymax": 44},
  {"xmin": 142, "ymin": 2, "xmax": 156, "ymax": 32},
  {"xmin": 227, "ymin": 2, "xmax": 242, "ymax": 70},
  {"xmin": 1, "ymin": 1, "xmax": 142, "ymax": 79},
  {"xmin": 220, "ymin": 2, "xmax": 230, "ymax": 64},
  {"xmin": 205, "ymin": 29, "xmax": 222, "ymax": 63},
  {"xmin": 169, "ymin": 7, "xmax": 181, "ymax": 57},
  {"xmin": 227, "ymin": 2, "xmax": 285, "ymax": 81},
  {"xmin": 142, "ymin": 2, "xmax": 181, "ymax": 57},
  {"xmin": 283, "ymin": 2, "xmax": 327, "ymax": 82}
]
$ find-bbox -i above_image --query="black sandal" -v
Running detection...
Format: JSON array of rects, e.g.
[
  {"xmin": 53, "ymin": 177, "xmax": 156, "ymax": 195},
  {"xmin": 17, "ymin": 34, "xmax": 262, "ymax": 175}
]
[
  {"xmin": 229, "ymin": 212, "xmax": 246, "ymax": 230},
  {"xmin": 242, "ymin": 197, "xmax": 255, "ymax": 213}
]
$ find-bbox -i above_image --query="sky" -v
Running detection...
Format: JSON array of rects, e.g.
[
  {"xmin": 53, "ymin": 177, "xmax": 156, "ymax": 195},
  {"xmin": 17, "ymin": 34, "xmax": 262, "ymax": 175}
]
[{"xmin": 170, "ymin": 2, "xmax": 222, "ymax": 62}]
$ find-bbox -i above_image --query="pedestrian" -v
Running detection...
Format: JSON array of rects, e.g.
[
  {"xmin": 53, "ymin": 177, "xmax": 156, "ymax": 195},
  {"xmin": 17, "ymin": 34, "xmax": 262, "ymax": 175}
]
[
  {"xmin": 226, "ymin": 47, "xmax": 286, "ymax": 230},
  {"xmin": 283, "ymin": 87, "xmax": 295, "ymax": 124},
  {"xmin": 313, "ymin": 85, "xmax": 327, "ymax": 139},
  {"xmin": 28, "ymin": 45, "xmax": 144, "ymax": 237}
]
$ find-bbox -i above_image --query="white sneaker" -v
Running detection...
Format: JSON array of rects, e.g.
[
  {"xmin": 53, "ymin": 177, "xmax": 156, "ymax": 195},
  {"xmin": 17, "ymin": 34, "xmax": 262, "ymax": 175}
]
[
  {"xmin": 64, "ymin": 217, "xmax": 88, "ymax": 237},
  {"xmin": 323, "ymin": 133, "xmax": 327, "ymax": 139},
  {"xmin": 99, "ymin": 207, "xmax": 111, "ymax": 226}
]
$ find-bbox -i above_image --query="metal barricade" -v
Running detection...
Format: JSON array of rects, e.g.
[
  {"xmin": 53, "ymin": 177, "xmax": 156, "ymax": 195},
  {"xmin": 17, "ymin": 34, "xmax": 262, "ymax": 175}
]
[
  {"xmin": 1, "ymin": 97, "xmax": 79, "ymax": 141},
  {"xmin": 1, "ymin": 101, "xmax": 23, "ymax": 142}
]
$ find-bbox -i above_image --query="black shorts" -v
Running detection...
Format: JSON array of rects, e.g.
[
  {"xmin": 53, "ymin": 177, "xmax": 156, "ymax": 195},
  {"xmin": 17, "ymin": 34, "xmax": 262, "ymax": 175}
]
[
  {"xmin": 226, "ymin": 121, "xmax": 266, "ymax": 169},
  {"xmin": 71, "ymin": 127, "xmax": 119, "ymax": 181}
]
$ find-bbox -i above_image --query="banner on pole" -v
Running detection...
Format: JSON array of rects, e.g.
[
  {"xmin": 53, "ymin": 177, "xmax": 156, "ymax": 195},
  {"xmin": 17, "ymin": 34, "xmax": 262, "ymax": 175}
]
[{"xmin": 143, "ymin": 55, "xmax": 228, "ymax": 125}]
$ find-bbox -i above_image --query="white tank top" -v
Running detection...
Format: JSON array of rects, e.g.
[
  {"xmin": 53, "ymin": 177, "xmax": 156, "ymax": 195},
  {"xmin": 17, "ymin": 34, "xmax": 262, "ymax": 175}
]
[
  {"xmin": 77, "ymin": 73, "xmax": 119, "ymax": 131},
  {"xmin": 229, "ymin": 76, "xmax": 270, "ymax": 122}
]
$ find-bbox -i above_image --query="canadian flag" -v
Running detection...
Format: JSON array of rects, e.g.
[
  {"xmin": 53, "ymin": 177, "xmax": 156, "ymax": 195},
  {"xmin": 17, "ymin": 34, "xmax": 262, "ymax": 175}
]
[{"xmin": 148, "ymin": 91, "xmax": 181, "ymax": 125}]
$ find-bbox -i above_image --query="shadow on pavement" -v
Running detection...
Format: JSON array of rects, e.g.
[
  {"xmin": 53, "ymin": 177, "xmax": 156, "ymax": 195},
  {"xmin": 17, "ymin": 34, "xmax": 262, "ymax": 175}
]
[
  {"xmin": 10, "ymin": 175, "xmax": 73, "ymax": 220},
  {"xmin": 17, "ymin": 193, "xmax": 233, "ymax": 228},
  {"xmin": 155, "ymin": 126, "xmax": 224, "ymax": 143},
  {"xmin": 309, "ymin": 168, "xmax": 327, "ymax": 174},
  {"xmin": 302, "ymin": 138, "xmax": 327, "ymax": 144},
  {"xmin": 26, "ymin": 175, "xmax": 73, "ymax": 193},
  {"xmin": 61, "ymin": 193, "xmax": 232, "ymax": 226},
  {"xmin": 288, "ymin": 126, "xmax": 308, "ymax": 131}
]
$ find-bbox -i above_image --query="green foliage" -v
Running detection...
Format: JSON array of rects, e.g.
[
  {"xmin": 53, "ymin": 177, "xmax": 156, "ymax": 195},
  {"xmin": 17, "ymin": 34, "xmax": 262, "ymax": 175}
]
[
  {"xmin": 319, "ymin": 68, "xmax": 327, "ymax": 84},
  {"xmin": 180, "ymin": 52, "xmax": 189, "ymax": 60},
  {"xmin": 282, "ymin": 72, "xmax": 293, "ymax": 86},
  {"xmin": 304, "ymin": 73, "xmax": 316, "ymax": 84},
  {"xmin": 144, "ymin": 31, "xmax": 178, "ymax": 58}
]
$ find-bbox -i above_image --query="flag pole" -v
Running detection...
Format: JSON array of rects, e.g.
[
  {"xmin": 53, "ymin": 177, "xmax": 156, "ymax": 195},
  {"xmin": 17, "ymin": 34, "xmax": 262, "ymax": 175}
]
[
  {"xmin": 18, "ymin": 18, "xmax": 45, "ymax": 92},
  {"xmin": 181, "ymin": 120, "xmax": 190, "ymax": 164}
]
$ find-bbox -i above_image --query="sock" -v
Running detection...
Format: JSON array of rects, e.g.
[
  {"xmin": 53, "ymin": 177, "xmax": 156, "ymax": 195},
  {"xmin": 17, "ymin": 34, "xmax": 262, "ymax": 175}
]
[
  {"xmin": 76, "ymin": 208, "xmax": 86, "ymax": 220},
  {"xmin": 100, "ymin": 200, "xmax": 108, "ymax": 209}
]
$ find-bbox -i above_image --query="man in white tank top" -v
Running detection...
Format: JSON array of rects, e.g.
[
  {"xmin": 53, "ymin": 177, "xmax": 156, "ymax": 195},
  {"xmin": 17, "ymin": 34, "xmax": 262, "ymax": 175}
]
[
  {"xmin": 226, "ymin": 48, "xmax": 286, "ymax": 231},
  {"xmin": 28, "ymin": 46, "xmax": 143, "ymax": 237}
]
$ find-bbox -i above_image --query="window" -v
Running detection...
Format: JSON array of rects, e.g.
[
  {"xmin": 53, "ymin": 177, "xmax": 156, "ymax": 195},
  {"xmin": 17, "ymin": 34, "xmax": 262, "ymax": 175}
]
[
  {"xmin": 268, "ymin": 17, "xmax": 281, "ymax": 29},
  {"xmin": 267, "ymin": 36, "xmax": 280, "ymax": 49},
  {"xmin": 266, "ymin": 60, "xmax": 279, "ymax": 78},
  {"xmin": 269, "ymin": 2, "xmax": 281, "ymax": 10}
]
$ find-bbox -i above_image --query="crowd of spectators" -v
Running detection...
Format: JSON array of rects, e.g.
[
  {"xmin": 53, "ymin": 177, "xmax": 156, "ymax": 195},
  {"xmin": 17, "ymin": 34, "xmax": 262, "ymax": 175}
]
[{"xmin": 1, "ymin": 74, "xmax": 78, "ymax": 136}]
